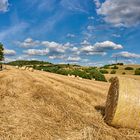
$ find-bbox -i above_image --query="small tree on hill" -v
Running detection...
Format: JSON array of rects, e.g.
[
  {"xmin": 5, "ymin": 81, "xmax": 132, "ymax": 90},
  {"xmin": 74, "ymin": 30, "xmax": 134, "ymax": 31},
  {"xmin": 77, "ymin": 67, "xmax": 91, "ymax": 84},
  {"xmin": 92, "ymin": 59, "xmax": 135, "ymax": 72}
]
[{"xmin": 0, "ymin": 43, "xmax": 4, "ymax": 71}]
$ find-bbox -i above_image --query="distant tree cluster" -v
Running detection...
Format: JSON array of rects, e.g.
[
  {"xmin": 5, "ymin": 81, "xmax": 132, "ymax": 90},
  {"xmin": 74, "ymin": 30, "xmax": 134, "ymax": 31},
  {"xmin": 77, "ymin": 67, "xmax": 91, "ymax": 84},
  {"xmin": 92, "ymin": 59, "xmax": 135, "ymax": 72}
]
[
  {"xmin": 124, "ymin": 67, "xmax": 134, "ymax": 70},
  {"xmin": 99, "ymin": 69, "xmax": 109, "ymax": 74},
  {"xmin": 7, "ymin": 60, "xmax": 52, "ymax": 66},
  {"xmin": 135, "ymin": 69, "xmax": 140, "ymax": 75},
  {"xmin": 35, "ymin": 65, "xmax": 107, "ymax": 82},
  {"xmin": 0, "ymin": 43, "xmax": 4, "ymax": 71},
  {"xmin": 110, "ymin": 70, "xmax": 116, "ymax": 74},
  {"xmin": 111, "ymin": 65, "xmax": 119, "ymax": 69}
]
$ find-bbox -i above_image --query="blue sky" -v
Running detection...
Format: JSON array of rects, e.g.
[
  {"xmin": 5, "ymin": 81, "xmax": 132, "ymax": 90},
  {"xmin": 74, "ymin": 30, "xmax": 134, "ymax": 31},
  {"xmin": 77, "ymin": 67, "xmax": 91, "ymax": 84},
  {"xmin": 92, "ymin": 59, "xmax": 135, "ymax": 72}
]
[{"xmin": 0, "ymin": 0, "xmax": 140, "ymax": 66}]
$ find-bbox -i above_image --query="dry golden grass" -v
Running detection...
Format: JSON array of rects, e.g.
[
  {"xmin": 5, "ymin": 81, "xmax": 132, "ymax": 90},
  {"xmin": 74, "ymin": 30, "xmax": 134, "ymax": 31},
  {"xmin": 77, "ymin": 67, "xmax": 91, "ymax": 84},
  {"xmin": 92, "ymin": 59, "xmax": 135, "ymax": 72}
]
[
  {"xmin": 101, "ymin": 64, "xmax": 140, "ymax": 75},
  {"xmin": 105, "ymin": 74, "xmax": 140, "ymax": 81},
  {"xmin": 0, "ymin": 66, "xmax": 140, "ymax": 140}
]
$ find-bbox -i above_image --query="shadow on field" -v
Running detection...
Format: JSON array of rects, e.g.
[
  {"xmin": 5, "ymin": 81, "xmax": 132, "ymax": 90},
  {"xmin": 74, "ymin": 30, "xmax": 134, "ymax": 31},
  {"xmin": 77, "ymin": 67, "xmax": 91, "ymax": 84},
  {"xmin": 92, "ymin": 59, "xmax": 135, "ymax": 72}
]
[{"xmin": 95, "ymin": 105, "xmax": 105, "ymax": 116}]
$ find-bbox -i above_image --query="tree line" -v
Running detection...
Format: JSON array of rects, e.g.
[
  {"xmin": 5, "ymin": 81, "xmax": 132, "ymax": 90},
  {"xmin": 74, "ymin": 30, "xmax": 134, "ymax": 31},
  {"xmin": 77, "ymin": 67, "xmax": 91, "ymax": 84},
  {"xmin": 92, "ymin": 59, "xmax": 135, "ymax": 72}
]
[{"xmin": 0, "ymin": 43, "xmax": 4, "ymax": 71}]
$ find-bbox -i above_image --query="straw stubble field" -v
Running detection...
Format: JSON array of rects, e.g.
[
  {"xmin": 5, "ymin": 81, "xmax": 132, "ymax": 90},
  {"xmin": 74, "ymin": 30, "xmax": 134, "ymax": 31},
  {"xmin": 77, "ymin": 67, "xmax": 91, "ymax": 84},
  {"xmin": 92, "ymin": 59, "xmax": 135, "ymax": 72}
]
[{"xmin": 0, "ymin": 66, "xmax": 140, "ymax": 140}]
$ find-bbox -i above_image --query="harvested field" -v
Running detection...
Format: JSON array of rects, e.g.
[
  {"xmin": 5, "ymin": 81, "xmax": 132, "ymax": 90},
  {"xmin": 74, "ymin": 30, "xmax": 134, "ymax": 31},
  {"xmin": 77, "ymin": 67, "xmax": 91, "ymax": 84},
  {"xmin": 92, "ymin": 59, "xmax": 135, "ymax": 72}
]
[{"xmin": 0, "ymin": 66, "xmax": 140, "ymax": 140}]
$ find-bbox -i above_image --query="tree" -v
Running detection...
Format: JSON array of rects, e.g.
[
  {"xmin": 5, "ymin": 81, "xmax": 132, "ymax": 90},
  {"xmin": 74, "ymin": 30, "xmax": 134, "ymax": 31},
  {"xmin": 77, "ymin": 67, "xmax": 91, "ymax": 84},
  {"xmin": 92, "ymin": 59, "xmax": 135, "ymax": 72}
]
[{"xmin": 0, "ymin": 43, "xmax": 4, "ymax": 71}]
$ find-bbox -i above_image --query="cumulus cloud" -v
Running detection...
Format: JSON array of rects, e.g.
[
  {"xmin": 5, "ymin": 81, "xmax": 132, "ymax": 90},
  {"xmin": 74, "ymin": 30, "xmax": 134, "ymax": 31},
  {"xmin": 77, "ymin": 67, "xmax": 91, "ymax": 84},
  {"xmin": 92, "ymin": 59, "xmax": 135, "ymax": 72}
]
[
  {"xmin": 4, "ymin": 57, "xmax": 16, "ymax": 63},
  {"xmin": 112, "ymin": 51, "xmax": 140, "ymax": 59},
  {"xmin": 4, "ymin": 49, "xmax": 16, "ymax": 56},
  {"xmin": 108, "ymin": 59, "xmax": 137, "ymax": 64},
  {"xmin": 17, "ymin": 38, "xmax": 72, "ymax": 53},
  {"xmin": 19, "ymin": 38, "xmax": 74, "ymax": 58},
  {"xmin": 24, "ymin": 49, "xmax": 49, "ymax": 56},
  {"xmin": 71, "ymin": 47, "xmax": 78, "ymax": 52},
  {"xmin": 67, "ymin": 56, "xmax": 81, "ymax": 62},
  {"xmin": 87, "ymin": 26, "xmax": 94, "ymax": 31},
  {"xmin": 94, "ymin": 41, "xmax": 123, "ymax": 50},
  {"xmin": 0, "ymin": 0, "xmax": 9, "ymax": 12},
  {"xmin": 18, "ymin": 38, "xmax": 124, "ymax": 63},
  {"xmin": 81, "ymin": 40, "xmax": 90, "ymax": 46},
  {"xmin": 17, "ymin": 38, "xmax": 40, "ymax": 48},
  {"xmin": 66, "ymin": 33, "xmax": 76, "ymax": 38},
  {"xmin": 81, "ymin": 41, "xmax": 123, "ymax": 55},
  {"xmin": 97, "ymin": 0, "xmax": 140, "ymax": 27},
  {"xmin": 42, "ymin": 41, "xmax": 71, "ymax": 54},
  {"xmin": 4, "ymin": 55, "xmax": 37, "ymax": 63},
  {"xmin": 49, "ymin": 55, "xmax": 65, "ymax": 60}
]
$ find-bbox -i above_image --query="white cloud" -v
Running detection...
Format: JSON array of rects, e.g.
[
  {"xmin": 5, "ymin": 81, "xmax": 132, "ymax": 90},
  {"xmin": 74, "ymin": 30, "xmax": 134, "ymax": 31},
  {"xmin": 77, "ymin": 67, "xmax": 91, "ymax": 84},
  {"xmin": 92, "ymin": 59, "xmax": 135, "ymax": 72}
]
[
  {"xmin": 0, "ymin": 22, "xmax": 28, "ymax": 41},
  {"xmin": 60, "ymin": 0, "xmax": 89, "ymax": 14},
  {"xmin": 17, "ymin": 38, "xmax": 71, "ymax": 53},
  {"xmin": 97, "ymin": 0, "xmax": 140, "ymax": 27},
  {"xmin": 66, "ymin": 33, "xmax": 76, "ymax": 38},
  {"xmin": 112, "ymin": 51, "xmax": 140, "ymax": 59},
  {"xmin": 108, "ymin": 59, "xmax": 137, "ymax": 64},
  {"xmin": 81, "ymin": 40, "xmax": 90, "ymax": 46},
  {"xmin": 18, "ymin": 38, "xmax": 76, "ymax": 59},
  {"xmin": 123, "ymin": 59, "xmax": 137, "ymax": 64},
  {"xmin": 71, "ymin": 47, "xmax": 78, "ymax": 52},
  {"xmin": 82, "ymin": 31, "xmax": 92, "ymax": 40},
  {"xmin": 24, "ymin": 49, "xmax": 49, "ymax": 56},
  {"xmin": 42, "ymin": 41, "xmax": 71, "ymax": 53},
  {"xmin": 49, "ymin": 55, "xmax": 65, "ymax": 60},
  {"xmin": 94, "ymin": 0, "xmax": 101, "ymax": 8},
  {"xmin": 94, "ymin": 41, "xmax": 123, "ymax": 50},
  {"xmin": 67, "ymin": 56, "xmax": 81, "ymax": 62},
  {"xmin": 87, "ymin": 26, "xmax": 94, "ymax": 31},
  {"xmin": 4, "ymin": 57, "xmax": 16, "ymax": 63},
  {"xmin": 88, "ymin": 16, "xmax": 94, "ymax": 20},
  {"xmin": 81, "ymin": 41, "xmax": 123, "ymax": 55},
  {"xmin": 112, "ymin": 34, "xmax": 121, "ymax": 38},
  {"xmin": 4, "ymin": 49, "xmax": 16, "ymax": 56},
  {"xmin": 0, "ymin": 0, "xmax": 9, "ymax": 12},
  {"xmin": 70, "ymin": 47, "xmax": 80, "ymax": 55},
  {"xmin": 17, "ymin": 38, "xmax": 40, "ymax": 48},
  {"xmin": 86, "ymin": 51, "xmax": 107, "ymax": 56}
]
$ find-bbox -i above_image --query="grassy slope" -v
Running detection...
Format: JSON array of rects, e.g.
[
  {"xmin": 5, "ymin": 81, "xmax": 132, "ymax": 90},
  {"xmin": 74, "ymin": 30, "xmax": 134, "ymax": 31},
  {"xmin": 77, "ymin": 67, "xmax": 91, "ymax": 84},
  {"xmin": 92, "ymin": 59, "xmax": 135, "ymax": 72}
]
[
  {"xmin": 103, "ymin": 64, "xmax": 140, "ymax": 81},
  {"xmin": 0, "ymin": 66, "xmax": 140, "ymax": 140},
  {"xmin": 101, "ymin": 64, "xmax": 140, "ymax": 75}
]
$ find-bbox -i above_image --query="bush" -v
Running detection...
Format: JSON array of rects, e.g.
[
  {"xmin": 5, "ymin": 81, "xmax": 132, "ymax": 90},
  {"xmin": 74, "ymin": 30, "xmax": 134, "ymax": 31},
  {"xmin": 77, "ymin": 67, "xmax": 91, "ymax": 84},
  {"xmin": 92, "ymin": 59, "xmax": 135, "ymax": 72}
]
[
  {"xmin": 117, "ymin": 63, "xmax": 124, "ymax": 65},
  {"xmin": 33, "ymin": 65, "xmax": 36, "ymax": 69},
  {"xmin": 99, "ymin": 69, "xmax": 109, "ymax": 74},
  {"xmin": 124, "ymin": 67, "xmax": 134, "ymax": 70},
  {"xmin": 135, "ymin": 69, "xmax": 140, "ymax": 75},
  {"xmin": 122, "ymin": 72, "xmax": 126, "ymax": 75},
  {"xmin": 111, "ymin": 65, "xmax": 118, "ymax": 69},
  {"xmin": 110, "ymin": 70, "xmax": 116, "ymax": 74},
  {"xmin": 102, "ymin": 65, "xmax": 110, "ymax": 69},
  {"xmin": 89, "ymin": 69, "xmax": 107, "ymax": 82},
  {"xmin": 35, "ymin": 65, "xmax": 107, "ymax": 82},
  {"xmin": 137, "ymin": 68, "xmax": 140, "ymax": 70}
]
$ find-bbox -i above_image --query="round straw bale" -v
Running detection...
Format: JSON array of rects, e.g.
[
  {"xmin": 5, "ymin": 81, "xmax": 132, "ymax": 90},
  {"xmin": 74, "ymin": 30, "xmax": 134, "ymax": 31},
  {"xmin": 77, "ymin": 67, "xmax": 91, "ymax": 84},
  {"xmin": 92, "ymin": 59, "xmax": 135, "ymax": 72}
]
[{"xmin": 105, "ymin": 77, "xmax": 140, "ymax": 130}]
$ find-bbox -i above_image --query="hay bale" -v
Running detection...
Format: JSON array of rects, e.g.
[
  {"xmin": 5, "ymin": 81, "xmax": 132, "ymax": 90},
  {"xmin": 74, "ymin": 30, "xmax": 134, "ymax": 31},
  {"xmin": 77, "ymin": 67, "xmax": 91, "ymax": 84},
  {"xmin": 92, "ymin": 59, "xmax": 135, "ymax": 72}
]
[
  {"xmin": 105, "ymin": 77, "xmax": 140, "ymax": 130},
  {"xmin": 20, "ymin": 66, "xmax": 26, "ymax": 70},
  {"xmin": 15, "ymin": 66, "xmax": 19, "ymax": 69},
  {"xmin": 29, "ymin": 67, "xmax": 34, "ymax": 72},
  {"xmin": 26, "ymin": 67, "xmax": 29, "ymax": 70}
]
